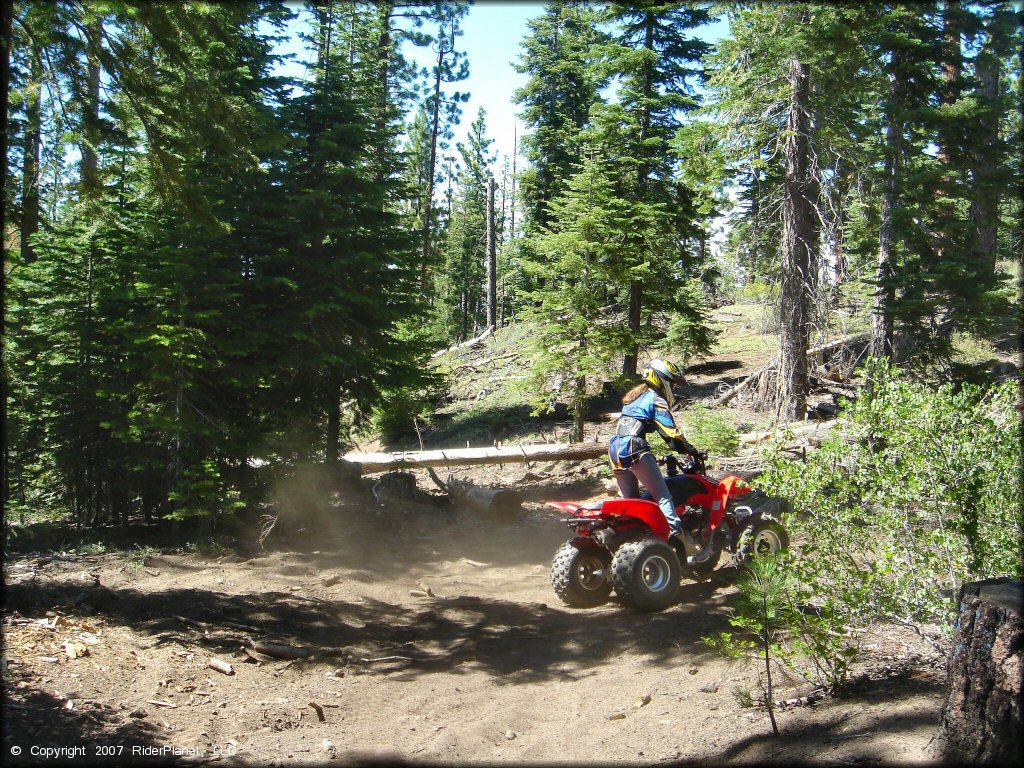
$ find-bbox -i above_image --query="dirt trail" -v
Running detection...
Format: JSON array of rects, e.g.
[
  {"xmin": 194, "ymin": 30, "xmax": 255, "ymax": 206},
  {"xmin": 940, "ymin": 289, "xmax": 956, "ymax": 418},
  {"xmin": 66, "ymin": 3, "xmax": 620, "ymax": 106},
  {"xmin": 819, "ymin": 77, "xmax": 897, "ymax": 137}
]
[{"xmin": 3, "ymin": 497, "xmax": 946, "ymax": 766}]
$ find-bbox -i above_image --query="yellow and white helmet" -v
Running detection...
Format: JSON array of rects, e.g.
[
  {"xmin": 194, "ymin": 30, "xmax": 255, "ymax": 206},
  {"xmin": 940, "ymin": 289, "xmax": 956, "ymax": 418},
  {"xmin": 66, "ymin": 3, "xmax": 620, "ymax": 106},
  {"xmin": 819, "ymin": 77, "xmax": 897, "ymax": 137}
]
[{"xmin": 642, "ymin": 358, "xmax": 683, "ymax": 408}]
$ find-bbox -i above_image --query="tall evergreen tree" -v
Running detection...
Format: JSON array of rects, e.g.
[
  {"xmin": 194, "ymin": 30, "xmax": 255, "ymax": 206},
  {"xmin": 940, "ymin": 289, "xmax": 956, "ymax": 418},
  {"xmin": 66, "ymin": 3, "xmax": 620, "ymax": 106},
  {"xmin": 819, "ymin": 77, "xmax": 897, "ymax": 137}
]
[
  {"xmin": 520, "ymin": 143, "xmax": 634, "ymax": 441},
  {"xmin": 416, "ymin": 2, "xmax": 469, "ymax": 300},
  {"xmin": 599, "ymin": 1, "xmax": 711, "ymax": 376},
  {"xmin": 277, "ymin": 1, "xmax": 425, "ymax": 463},
  {"xmin": 513, "ymin": 0, "xmax": 606, "ymax": 232},
  {"xmin": 435, "ymin": 108, "xmax": 495, "ymax": 342}
]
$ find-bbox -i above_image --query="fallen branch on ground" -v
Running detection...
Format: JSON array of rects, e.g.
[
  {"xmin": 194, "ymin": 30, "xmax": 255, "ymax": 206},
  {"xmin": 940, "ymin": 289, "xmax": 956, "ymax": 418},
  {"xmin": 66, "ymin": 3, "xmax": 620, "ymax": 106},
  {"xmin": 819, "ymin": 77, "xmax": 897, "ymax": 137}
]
[
  {"xmin": 708, "ymin": 331, "xmax": 871, "ymax": 408},
  {"xmin": 208, "ymin": 658, "xmax": 234, "ymax": 675},
  {"xmin": 738, "ymin": 419, "xmax": 841, "ymax": 446},
  {"xmin": 250, "ymin": 641, "xmax": 312, "ymax": 660},
  {"xmin": 430, "ymin": 326, "xmax": 494, "ymax": 359}
]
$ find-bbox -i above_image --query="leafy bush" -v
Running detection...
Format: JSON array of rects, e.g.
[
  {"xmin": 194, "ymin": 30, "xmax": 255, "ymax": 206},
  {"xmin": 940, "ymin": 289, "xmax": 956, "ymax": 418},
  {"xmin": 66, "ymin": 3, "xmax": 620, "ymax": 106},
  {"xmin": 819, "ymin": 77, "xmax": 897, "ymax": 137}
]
[
  {"xmin": 708, "ymin": 361, "xmax": 1022, "ymax": 702},
  {"xmin": 166, "ymin": 459, "xmax": 245, "ymax": 522},
  {"xmin": 680, "ymin": 404, "xmax": 740, "ymax": 455},
  {"xmin": 758, "ymin": 359, "xmax": 1023, "ymax": 632},
  {"xmin": 734, "ymin": 279, "xmax": 778, "ymax": 306}
]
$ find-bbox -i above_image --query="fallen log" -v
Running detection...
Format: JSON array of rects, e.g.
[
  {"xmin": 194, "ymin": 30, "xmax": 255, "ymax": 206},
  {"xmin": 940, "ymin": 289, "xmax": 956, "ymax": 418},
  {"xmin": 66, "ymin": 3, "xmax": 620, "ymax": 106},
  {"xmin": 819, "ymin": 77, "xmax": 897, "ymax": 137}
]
[
  {"xmin": 250, "ymin": 640, "xmax": 312, "ymax": 660},
  {"xmin": 449, "ymin": 482, "xmax": 523, "ymax": 515},
  {"xmin": 738, "ymin": 419, "xmax": 840, "ymax": 446},
  {"xmin": 807, "ymin": 331, "xmax": 870, "ymax": 364},
  {"xmin": 208, "ymin": 658, "xmax": 234, "ymax": 676},
  {"xmin": 344, "ymin": 441, "xmax": 607, "ymax": 474},
  {"xmin": 430, "ymin": 325, "xmax": 494, "ymax": 359},
  {"xmin": 709, "ymin": 361, "xmax": 772, "ymax": 408}
]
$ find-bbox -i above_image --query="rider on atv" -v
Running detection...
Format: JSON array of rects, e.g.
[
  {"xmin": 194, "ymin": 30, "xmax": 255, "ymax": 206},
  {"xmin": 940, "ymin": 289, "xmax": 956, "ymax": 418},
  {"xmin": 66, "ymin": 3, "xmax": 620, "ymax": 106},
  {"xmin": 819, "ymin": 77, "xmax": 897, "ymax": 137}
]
[{"xmin": 609, "ymin": 359, "xmax": 713, "ymax": 563}]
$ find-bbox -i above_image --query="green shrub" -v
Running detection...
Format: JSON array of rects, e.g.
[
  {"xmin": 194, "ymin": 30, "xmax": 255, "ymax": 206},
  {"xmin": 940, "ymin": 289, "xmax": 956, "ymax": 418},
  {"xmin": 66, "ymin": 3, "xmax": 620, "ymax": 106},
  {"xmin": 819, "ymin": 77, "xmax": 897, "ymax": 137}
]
[
  {"xmin": 166, "ymin": 459, "xmax": 245, "ymax": 522},
  {"xmin": 758, "ymin": 359, "xmax": 1023, "ymax": 632},
  {"xmin": 370, "ymin": 386, "xmax": 434, "ymax": 445},
  {"xmin": 706, "ymin": 551, "xmax": 859, "ymax": 699},
  {"xmin": 734, "ymin": 279, "xmax": 778, "ymax": 306},
  {"xmin": 680, "ymin": 404, "xmax": 740, "ymax": 455}
]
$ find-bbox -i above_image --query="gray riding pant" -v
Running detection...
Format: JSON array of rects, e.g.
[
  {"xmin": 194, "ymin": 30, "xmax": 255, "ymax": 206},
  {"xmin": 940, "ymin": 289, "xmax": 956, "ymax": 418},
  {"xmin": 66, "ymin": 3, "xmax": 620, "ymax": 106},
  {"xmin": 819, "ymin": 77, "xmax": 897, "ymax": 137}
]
[{"xmin": 613, "ymin": 452, "xmax": 681, "ymax": 535}]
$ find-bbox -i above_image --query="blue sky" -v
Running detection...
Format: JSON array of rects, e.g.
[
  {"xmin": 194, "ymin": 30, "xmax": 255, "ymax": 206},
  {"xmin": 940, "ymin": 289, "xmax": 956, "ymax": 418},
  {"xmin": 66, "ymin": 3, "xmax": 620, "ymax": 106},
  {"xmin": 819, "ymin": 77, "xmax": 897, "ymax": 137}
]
[
  {"xmin": 274, "ymin": 2, "xmax": 730, "ymax": 168},
  {"xmin": 451, "ymin": 2, "xmax": 730, "ymax": 165}
]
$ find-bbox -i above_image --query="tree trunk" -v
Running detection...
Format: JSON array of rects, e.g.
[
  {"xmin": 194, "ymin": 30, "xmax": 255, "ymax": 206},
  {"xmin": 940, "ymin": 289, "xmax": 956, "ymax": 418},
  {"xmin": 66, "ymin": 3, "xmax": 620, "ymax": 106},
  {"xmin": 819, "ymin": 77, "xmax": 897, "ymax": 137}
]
[
  {"xmin": 831, "ymin": 161, "xmax": 848, "ymax": 285},
  {"xmin": 932, "ymin": 578, "xmax": 1022, "ymax": 766},
  {"xmin": 776, "ymin": 57, "xmax": 813, "ymax": 421},
  {"xmin": 373, "ymin": 1, "xmax": 393, "ymax": 185},
  {"xmin": 420, "ymin": 30, "xmax": 451, "ymax": 296},
  {"xmin": 486, "ymin": 175, "xmax": 497, "ymax": 329},
  {"xmin": 81, "ymin": 17, "xmax": 102, "ymax": 198},
  {"xmin": 510, "ymin": 122, "xmax": 517, "ymax": 243},
  {"xmin": 325, "ymin": 377, "xmax": 341, "ymax": 465},
  {"xmin": 1, "ymin": 0, "xmax": 12, "ymax": 511},
  {"xmin": 621, "ymin": 12, "xmax": 656, "ymax": 380},
  {"xmin": 968, "ymin": 43, "xmax": 1001, "ymax": 277},
  {"xmin": 621, "ymin": 282, "xmax": 642, "ymax": 378},
  {"xmin": 873, "ymin": 55, "xmax": 903, "ymax": 360},
  {"xmin": 749, "ymin": 165, "xmax": 761, "ymax": 279},
  {"xmin": 938, "ymin": 0, "xmax": 962, "ymax": 167},
  {"xmin": 21, "ymin": 43, "xmax": 42, "ymax": 263}
]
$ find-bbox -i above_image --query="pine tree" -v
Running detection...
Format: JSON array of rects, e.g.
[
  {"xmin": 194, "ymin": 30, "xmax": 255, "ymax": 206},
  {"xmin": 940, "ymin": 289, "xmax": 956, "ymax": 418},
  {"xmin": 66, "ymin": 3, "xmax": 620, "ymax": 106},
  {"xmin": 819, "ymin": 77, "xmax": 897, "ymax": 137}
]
[
  {"xmin": 513, "ymin": 0, "xmax": 606, "ymax": 232},
  {"xmin": 434, "ymin": 108, "xmax": 495, "ymax": 342},
  {"xmin": 276, "ymin": 1, "xmax": 425, "ymax": 463},
  {"xmin": 5, "ymin": 1, "xmax": 293, "ymax": 524},
  {"xmin": 416, "ymin": 2, "xmax": 470, "ymax": 300},
  {"xmin": 599, "ymin": 1, "xmax": 712, "ymax": 377},
  {"xmin": 520, "ymin": 144, "xmax": 635, "ymax": 441}
]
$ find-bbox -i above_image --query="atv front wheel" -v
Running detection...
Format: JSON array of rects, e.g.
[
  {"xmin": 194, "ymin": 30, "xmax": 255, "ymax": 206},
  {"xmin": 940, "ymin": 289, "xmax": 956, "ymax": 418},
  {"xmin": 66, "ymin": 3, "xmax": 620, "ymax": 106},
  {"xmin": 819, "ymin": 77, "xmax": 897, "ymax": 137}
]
[
  {"xmin": 611, "ymin": 538, "xmax": 680, "ymax": 612},
  {"xmin": 734, "ymin": 518, "xmax": 790, "ymax": 567},
  {"xmin": 551, "ymin": 538, "xmax": 613, "ymax": 607}
]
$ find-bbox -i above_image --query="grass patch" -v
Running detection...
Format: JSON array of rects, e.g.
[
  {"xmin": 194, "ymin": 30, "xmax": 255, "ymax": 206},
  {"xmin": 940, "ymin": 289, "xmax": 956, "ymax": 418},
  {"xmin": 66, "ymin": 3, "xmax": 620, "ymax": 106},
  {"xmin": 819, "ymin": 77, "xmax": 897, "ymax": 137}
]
[
  {"xmin": 128, "ymin": 544, "xmax": 159, "ymax": 569},
  {"xmin": 950, "ymin": 331, "xmax": 1000, "ymax": 367},
  {"xmin": 713, "ymin": 332, "xmax": 779, "ymax": 358}
]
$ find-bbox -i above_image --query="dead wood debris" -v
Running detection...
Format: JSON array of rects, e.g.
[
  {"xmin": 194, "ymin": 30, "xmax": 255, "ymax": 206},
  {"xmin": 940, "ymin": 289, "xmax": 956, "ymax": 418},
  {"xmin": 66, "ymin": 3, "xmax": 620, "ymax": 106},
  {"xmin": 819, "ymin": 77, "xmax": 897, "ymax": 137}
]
[
  {"xmin": 208, "ymin": 658, "xmax": 234, "ymax": 675},
  {"xmin": 708, "ymin": 331, "xmax": 870, "ymax": 408}
]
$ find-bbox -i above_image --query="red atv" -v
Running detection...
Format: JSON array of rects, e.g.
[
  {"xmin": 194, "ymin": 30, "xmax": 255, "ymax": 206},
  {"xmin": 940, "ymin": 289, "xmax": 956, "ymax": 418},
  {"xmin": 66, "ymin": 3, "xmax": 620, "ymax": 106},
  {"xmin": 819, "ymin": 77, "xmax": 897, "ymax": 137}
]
[{"xmin": 546, "ymin": 452, "xmax": 791, "ymax": 611}]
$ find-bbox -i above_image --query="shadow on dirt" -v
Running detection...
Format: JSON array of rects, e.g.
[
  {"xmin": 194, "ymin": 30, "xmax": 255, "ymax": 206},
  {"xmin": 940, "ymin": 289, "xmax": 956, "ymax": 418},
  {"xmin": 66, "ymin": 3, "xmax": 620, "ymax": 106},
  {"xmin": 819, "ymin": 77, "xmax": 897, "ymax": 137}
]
[
  {"xmin": 2, "ymin": 686, "xmax": 173, "ymax": 765},
  {"xmin": 4, "ymin": 571, "xmax": 736, "ymax": 687},
  {"xmin": 686, "ymin": 359, "xmax": 746, "ymax": 376},
  {"xmin": 695, "ymin": 693, "xmax": 944, "ymax": 766}
]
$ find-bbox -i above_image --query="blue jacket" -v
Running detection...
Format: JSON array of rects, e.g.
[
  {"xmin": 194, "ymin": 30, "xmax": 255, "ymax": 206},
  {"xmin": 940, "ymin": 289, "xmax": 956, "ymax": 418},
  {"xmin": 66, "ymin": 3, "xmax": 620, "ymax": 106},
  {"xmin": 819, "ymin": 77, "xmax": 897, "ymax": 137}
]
[{"xmin": 608, "ymin": 389, "xmax": 690, "ymax": 470}]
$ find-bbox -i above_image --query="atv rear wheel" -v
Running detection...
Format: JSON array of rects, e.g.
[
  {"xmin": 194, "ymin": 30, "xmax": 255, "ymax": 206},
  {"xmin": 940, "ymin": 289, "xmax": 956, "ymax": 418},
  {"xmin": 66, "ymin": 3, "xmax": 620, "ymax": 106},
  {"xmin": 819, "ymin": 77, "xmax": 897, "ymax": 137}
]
[
  {"xmin": 551, "ymin": 538, "xmax": 613, "ymax": 607},
  {"xmin": 611, "ymin": 538, "xmax": 680, "ymax": 612},
  {"xmin": 734, "ymin": 518, "xmax": 790, "ymax": 567}
]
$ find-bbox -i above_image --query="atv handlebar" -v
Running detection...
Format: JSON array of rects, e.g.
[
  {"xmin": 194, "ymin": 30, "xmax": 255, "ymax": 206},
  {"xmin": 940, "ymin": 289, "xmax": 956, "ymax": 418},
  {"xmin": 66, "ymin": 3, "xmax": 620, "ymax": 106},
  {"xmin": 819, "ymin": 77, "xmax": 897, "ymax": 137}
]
[{"xmin": 658, "ymin": 450, "xmax": 708, "ymax": 476}]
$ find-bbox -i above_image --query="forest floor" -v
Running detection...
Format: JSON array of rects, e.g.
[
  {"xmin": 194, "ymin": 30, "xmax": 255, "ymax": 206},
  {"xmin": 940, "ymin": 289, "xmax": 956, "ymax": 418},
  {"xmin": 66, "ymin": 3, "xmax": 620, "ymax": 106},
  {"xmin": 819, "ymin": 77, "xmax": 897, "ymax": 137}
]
[
  {"xmin": 2, "ymin": 501, "xmax": 948, "ymax": 767},
  {"xmin": 5, "ymin": 302, "xmax": 1015, "ymax": 766}
]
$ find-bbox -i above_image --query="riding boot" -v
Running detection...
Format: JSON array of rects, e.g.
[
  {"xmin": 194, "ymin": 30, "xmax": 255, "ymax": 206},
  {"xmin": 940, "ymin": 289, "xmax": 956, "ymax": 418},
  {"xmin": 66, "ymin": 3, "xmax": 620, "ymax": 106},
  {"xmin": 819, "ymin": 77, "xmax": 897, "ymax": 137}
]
[{"xmin": 687, "ymin": 541, "xmax": 717, "ymax": 565}]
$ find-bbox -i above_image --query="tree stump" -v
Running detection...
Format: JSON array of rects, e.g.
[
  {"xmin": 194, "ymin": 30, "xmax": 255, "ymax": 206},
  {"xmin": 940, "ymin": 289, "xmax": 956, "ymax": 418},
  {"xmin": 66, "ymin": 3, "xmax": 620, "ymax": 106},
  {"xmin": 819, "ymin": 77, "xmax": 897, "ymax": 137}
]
[
  {"xmin": 932, "ymin": 578, "xmax": 1022, "ymax": 766},
  {"xmin": 449, "ymin": 482, "xmax": 523, "ymax": 517}
]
